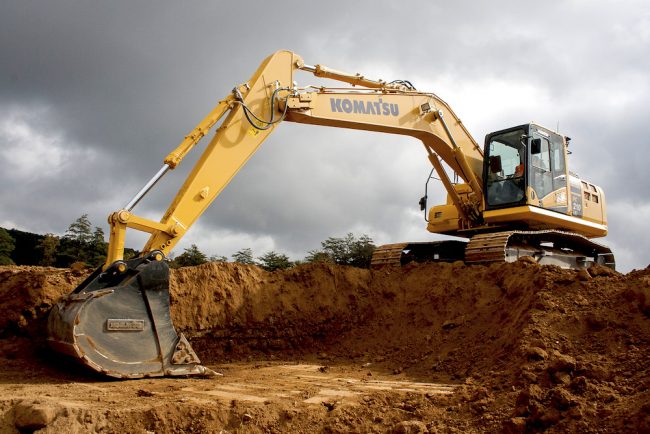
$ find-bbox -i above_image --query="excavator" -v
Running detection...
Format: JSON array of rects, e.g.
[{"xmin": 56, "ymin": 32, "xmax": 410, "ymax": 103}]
[{"xmin": 47, "ymin": 50, "xmax": 614, "ymax": 379}]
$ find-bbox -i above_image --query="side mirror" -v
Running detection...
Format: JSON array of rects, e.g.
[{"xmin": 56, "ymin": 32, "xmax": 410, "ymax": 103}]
[
  {"xmin": 419, "ymin": 195, "xmax": 427, "ymax": 211},
  {"xmin": 531, "ymin": 138, "xmax": 541, "ymax": 155}
]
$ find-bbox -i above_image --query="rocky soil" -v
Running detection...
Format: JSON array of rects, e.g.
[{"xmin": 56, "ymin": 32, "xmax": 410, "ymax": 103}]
[{"xmin": 0, "ymin": 259, "xmax": 648, "ymax": 433}]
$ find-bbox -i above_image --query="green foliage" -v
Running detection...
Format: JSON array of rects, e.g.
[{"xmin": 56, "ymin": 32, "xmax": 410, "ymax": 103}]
[
  {"xmin": 305, "ymin": 233, "xmax": 376, "ymax": 268},
  {"xmin": 0, "ymin": 228, "xmax": 16, "ymax": 265},
  {"xmin": 65, "ymin": 214, "xmax": 93, "ymax": 245},
  {"xmin": 209, "ymin": 254, "xmax": 228, "ymax": 262},
  {"xmin": 347, "ymin": 234, "xmax": 376, "ymax": 268},
  {"xmin": 57, "ymin": 215, "xmax": 109, "ymax": 267},
  {"xmin": 57, "ymin": 214, "xmax": 107, "ymax": 267},
  {"xmin": 6, "ymin": 228, "xmax": 44, "ymax": 266},
  {"xmin": 171, "ymin": 244, "xmax": 208, "ymax": 268},
  {"xmin": 304, "ymin": 250, "xmax": 333, "ymax": 264},
  {"xmin": 1, "ymin": 221, "xmax": 132, "ymax": 268},
  {"xmin": 88, "ymin": 227, "xmax": 108, "ymax": 266},
  {"xmin": 257, "ymin": 251, "xmax": 293, "ymax": 271},
  {"xmin": 60, "ymin": 215, "xmax": 92, "ymax": 265},
  {"xmin": 232, "ymin": 248, "xmax": 255, "ymax": 265},
  {"xmin": 1, "ymin": 221, "xmax": 377, "ymax": 272},
  {"xmin": 123, "ymin": 248, "xmax": 139, "ymax": 261},
  {"xmin": 37, "ymin": 233, "xmax": 60, "ymax": 266}
]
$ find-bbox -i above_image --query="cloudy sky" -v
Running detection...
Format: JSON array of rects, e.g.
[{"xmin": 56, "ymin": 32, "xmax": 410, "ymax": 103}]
[{"xmin": 1, "ymin": 0, "xmax": 648, "ymax": 272}]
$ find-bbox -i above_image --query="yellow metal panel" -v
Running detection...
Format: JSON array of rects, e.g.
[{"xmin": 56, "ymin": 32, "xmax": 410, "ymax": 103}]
[
  {"xmin": 580, "ymin": 183, "xmax": 607, "ymax": 226},
  {"xmin": 483, "ymin": 206, "xmax": 607, "ymax": 238},
  {"xmin": 105, "ymin": 216, "xmax": 127, "ymax": 267},
  {"xmin": 285, "ymin": 92, "xmax": 484, "ymax": 185},
  {"xmin": 427, "ymin": 204, "xmax": 460, "ymax": 234}
]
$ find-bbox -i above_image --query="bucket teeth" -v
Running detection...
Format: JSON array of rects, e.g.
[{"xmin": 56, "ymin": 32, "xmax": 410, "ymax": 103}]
[{"xmin": 172, "ymin": 334, "xmax": 201, "ymax": 365}]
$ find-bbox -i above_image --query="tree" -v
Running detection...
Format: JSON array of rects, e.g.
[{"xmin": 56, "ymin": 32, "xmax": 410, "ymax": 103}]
[
  {"xmin": 257, "ymin": 251, "xmax": 292, "ymax": 271},
  {"xmin": 65, "ymin": 214, "xmax": 93, "ymax": 245},
  {"xmin": 87, "ymin": 227, "xmax": 108, "ymax": 266},
  {"xmin": 58, "ymin": 216, "xmax": 109, "ymax": 267},
  {"xmin": 171, "ymin": 244, "xmax": 208, "ymax": 268},
  {"xmin": 347, "ymin": 234, "xmax": 376, "ymax": 268},
  {"xmin": 60, "ymin": 214, "xmax": 94, "ymax": 265},
  {"xmin": 0, "ymin": 228, "xmax": 16, "ymax": 265},
  {"xmin": 37, "ymin": 233, "xmax": 60, "ymax": 266},
  {"xmin": 209, "ymin": 254, "xmax": 228, "ymax": 262},
  {"xmin": 123, "ymin": 248, "xmax": 139, "ymax": 261},
  {"xmin": 232, "ymin": 248, "xmax": 255, "ymax": 265},
  {"xmin": 320, "ymin": 233, "xmax": 355, "ymax": 264},
  {"xmin": 306, "ymin": 233, "xmax": 376, "ymax": 268},
  {"xmin": 304, "ymin": 249, "xmax": 333, "ymax": 264}
]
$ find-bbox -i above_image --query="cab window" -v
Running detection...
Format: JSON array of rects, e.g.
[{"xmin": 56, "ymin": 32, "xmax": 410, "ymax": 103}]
[
  {"xmin": 485, "ymin": 129, "xmax": 526, "ymax": 207},
  {"xmin": 530, "ymin": 134, "xmax": 552, "ymax": 199},
  {"xmin": 550, "ymin": 136, "xmax": 566, "ymax": 191}
]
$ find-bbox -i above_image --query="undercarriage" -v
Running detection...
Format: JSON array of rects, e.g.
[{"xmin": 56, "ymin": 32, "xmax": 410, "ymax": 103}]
[{"xmin": 371, "ymin": 230, "xmax": 615, "ymax": 270}]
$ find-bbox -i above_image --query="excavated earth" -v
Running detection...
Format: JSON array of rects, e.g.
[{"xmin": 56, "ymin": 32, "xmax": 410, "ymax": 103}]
[{"xmin": 0, "ymin": 260, "xmax": 648, "ymax": 433}]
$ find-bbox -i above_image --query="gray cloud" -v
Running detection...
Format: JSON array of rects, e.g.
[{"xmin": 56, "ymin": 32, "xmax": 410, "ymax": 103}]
[{"xmin": 1, "ymin": 0, "xmax": 649, "ymax": 271}]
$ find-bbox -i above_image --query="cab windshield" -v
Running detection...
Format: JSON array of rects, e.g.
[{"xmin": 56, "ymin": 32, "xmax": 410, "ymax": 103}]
[{"xmin": 485, "ymin": 128, "xmax": 526, "ymax": 207}]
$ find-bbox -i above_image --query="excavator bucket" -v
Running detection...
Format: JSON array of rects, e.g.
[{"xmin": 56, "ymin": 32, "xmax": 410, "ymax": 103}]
[{"xmin": 47, "ymin": 255, "xmax": 217, "ymax": 378}]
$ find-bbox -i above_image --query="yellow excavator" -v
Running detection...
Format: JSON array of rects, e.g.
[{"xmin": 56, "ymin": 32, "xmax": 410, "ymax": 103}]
[{"xmin": 47, "ymin": 50, "xmax": 614, "ymax": 378}]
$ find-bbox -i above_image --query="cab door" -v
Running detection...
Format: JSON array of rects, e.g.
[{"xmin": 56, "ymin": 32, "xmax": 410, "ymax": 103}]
[{"xmin": 529, "ymin": 129, "xmax": 569, "ymax": 213}]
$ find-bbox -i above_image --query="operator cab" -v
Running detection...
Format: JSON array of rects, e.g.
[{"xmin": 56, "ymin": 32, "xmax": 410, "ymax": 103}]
[{"xmin": 483, "ymin": 123, "xmax": 569, "ymax": 213}]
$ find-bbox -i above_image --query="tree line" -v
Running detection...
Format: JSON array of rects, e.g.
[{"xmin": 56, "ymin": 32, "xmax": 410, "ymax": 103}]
[
  {"xmin": 0, "ymin": 215, "xmax": 376, "ymax": 270},
  {"xmin": 1, "ymin": 215, "xmax": 111, "ymax": 267},
  {"xmin": 173, "ymin": 232, "xmax": 375, "ymax": 271}
]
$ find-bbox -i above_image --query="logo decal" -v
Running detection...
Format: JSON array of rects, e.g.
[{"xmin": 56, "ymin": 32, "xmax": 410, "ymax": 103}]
[
  {"xmin": 106, "ymin": 319, "xmax": 145, "ymax": 331},
  {"xmin": 330, "ymin": 98, "xmax": 399, "ymax": 116}
]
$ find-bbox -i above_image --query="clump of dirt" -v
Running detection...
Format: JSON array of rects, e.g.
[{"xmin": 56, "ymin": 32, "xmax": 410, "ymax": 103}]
[{"xmin": 0, "ymin": 260, "xmax": 648, "ymax": 433}]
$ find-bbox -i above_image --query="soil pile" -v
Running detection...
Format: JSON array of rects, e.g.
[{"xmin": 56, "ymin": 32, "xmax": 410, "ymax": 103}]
[
  {"xmin": 0, "ymin": 260, "xmax": 648, "ymax": 433},
  {"xmin": 0, "ymin": 266, "xmax": 85, "ymax": 340}
]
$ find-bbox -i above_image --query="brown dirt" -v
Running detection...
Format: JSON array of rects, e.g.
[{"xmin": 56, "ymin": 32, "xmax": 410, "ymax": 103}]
[{"xmin": 0, "ymin": 260, "xmax": 648, "ymax": 433}]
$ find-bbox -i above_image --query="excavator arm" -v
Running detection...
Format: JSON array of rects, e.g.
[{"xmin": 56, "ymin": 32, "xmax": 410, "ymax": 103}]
[
  {"xmin": 47, "ymin": 50, "xmax": 496, "ymax": 379},
  {"xmin": 104, "ymin": 50, "xmax": 301, "ymax": 267}
]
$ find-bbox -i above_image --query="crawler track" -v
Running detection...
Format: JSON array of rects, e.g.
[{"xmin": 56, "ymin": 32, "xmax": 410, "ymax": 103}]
[
  {"xmin": 465, "ymin": 230, "xmax": 615, "ymax": 269},
  {"xmin": 373, "ymin": 230, "xmax": 615, "ymax": 269},
  {"xmin": 370, "ymin": 243, "xmax": 410, "ymax": 267}
]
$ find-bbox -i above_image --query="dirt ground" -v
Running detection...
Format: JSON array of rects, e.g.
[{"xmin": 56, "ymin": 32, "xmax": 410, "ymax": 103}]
[{"xmin": 0, "ymin": 260, "xmax": 648, "ymax": 433}]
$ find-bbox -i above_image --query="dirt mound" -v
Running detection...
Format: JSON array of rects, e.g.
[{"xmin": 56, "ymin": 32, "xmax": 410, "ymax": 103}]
[
  {"xmin": 0, "ymin": 261, "xmax": 648, "ymax": 433},
  {"xmin": 0, "ymin": 266, "xmax": 85, "ymax": 339}
]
